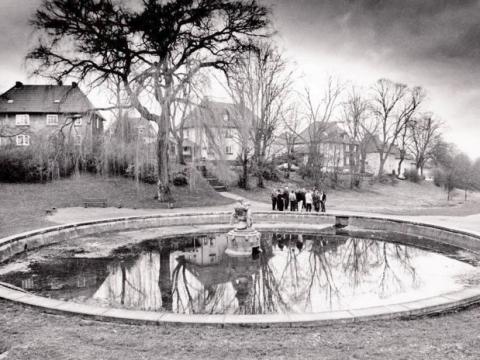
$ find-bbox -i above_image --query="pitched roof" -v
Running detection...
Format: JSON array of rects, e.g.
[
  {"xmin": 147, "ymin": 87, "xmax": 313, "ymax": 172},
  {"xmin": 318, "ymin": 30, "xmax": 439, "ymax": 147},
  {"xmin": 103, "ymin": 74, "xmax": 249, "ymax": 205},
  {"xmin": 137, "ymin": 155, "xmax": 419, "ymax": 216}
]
[
  {"xmin": 364, "ymin": 136, "xmax": 407, "ymax": 158},
  {"xmin": 183, "ymin": 99, "xmax": 255, "ymax": 129},
  {"xmin": 0, "ymin": 83, "xmax": 95, "ymax": 114},
  {"xmin": 297, "ymin": 122, "xmax": 354, "ymax": 144}
]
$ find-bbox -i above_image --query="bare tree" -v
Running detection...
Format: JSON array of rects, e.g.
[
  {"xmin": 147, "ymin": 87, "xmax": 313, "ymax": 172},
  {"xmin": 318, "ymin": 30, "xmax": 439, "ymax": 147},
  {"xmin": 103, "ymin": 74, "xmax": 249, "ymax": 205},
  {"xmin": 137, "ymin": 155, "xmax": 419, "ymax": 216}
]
[
  {"xmin": 300, "ymin": 77, "xmax": 344, "ymax": 187},
  {"xmin": 407, "ymin": 114, "xmax": 442, "ymax": 176},
  {"xmin": 279, "ymin": 103, "xmax": 303, "ymax": 179},
  {"xmin": 341, "ymin": 87, "xmax": 371, "ymax": 187},
  {"xmin": 29, "ymin": 0, "xmax": 270, "ymax": 201},
  {"xmin": 226, "ymin": 42, "xmax": 292, "ymax": 188},
  {"xmin": 368, "ymin": 79, "xmax": 425, "ymax": 177}
]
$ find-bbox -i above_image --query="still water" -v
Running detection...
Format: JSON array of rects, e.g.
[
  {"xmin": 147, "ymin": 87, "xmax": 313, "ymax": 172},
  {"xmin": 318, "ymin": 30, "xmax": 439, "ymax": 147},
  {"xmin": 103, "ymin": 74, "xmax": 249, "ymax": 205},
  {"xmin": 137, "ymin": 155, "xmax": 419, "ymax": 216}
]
[{"xmin": 1, "ymin": 232, "xmax": 479, "ymax": 315}]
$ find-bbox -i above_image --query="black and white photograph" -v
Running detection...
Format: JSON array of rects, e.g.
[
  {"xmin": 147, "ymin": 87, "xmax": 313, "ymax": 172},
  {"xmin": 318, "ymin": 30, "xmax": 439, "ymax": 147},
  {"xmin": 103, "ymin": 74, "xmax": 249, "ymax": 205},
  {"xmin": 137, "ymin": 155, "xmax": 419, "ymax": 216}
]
[{"xmin": 2, "ymin": 0, "xmax": 480, "ymax": 359}]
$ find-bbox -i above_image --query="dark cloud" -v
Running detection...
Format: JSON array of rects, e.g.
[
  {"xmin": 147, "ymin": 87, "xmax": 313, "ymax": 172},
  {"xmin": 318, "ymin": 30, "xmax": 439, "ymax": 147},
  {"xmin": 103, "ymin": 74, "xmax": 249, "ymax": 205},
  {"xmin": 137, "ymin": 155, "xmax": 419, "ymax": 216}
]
[{"xmin": 270, "ymin": 0, "xmax": 480, "ymax": 64}]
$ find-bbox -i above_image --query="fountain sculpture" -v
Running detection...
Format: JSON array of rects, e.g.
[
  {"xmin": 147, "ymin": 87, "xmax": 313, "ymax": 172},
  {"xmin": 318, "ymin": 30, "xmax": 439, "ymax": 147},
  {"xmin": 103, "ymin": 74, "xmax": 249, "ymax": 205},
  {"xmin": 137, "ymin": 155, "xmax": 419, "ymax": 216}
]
[{"xmin": 226, "ymin": 200, "xmax": 261, "ymax": 256}]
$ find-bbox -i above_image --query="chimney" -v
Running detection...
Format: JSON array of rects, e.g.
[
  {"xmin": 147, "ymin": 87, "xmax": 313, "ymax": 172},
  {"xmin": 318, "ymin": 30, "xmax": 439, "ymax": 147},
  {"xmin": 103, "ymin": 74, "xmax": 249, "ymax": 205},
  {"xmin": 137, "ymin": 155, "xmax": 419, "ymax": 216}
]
[
  {"xmin": 15, "ymin": 81, "xmax": 23, "ymax": 88},
  {"xmin": 71, "ymin": 82, "xmax": 78, "ymax": 88}
]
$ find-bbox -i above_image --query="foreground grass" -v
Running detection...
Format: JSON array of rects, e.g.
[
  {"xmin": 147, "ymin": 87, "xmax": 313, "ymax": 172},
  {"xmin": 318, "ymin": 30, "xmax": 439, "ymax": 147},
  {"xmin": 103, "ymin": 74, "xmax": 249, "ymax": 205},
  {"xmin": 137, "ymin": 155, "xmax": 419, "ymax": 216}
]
[
  {"xmin": 3, "ymin": 176, "xmax": 480, "ymax": 359},
  {"xmin": 1, "ymin": 299, "xmax": 480, "ymax": 360},
  {"xmin": 0, "ymin": 174, "xmax": 233, "ymax": 238}
]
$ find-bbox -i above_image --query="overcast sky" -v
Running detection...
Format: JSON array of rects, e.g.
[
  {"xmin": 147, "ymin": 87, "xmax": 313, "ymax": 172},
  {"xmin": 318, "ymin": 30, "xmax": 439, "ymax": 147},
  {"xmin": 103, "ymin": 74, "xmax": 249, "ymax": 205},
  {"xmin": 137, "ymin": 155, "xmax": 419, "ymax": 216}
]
[{"xmin": 1, "ymin": 0, "xmax": 479, "ymax": 158}]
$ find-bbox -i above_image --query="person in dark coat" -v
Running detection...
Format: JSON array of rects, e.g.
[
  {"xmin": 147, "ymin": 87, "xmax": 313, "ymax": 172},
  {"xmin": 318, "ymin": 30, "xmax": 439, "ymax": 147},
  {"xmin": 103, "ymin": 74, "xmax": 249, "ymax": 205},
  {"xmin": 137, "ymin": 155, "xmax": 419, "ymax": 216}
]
[
  {"xmin": 283, "ymin": 187, "xmax": 290, "ymax": 210},
  {"xmin": 312, "ymin": 190, "xmax": 321, "ymax": 212},
  {"xmin": 321, "ymin": 190, "xmax": 327, "ymax": 212},
  {"xmin": 271, "ymin": 189, "xmax": 278, "ymax": 211},
  {"xmin": 300, "ymin": 188, "xmax": 307, "ymax": 211},
  {"xmin": 276, "ymin": 189, "xmax": 284, "ymax": 211}
]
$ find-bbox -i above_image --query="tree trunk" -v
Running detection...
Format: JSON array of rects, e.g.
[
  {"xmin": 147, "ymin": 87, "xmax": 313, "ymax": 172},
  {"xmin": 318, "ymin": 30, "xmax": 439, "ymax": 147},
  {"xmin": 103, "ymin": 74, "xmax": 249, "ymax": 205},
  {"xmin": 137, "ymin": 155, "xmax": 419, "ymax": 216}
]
[
  {"xmin": 159, "ymin": 246, "xmax": 172, "ymax": 311},
  {"xmin": 240, "ymin": 151, "xmax": 249, "ymax": 190},
  {"xmin": 157, "ymin": 110, "xmax": 172, "ymax": 202},
  {"xmin": 397, "ymin": 157, "xmax": 404, "ymax": 178},
  {"xmin": 256, "ymin": 154, "xmax": 264, "ymax": 188},
  {"xmin": 176, "ymin": 139, "xmax": 185, "ymax": 165},
  {"xmin": 255, "ymin": 140, "xmax": 264, "ymax": 188},
  {"xmin": 378, "ymin": 154, "xmax": 386, "ymax": 178}
]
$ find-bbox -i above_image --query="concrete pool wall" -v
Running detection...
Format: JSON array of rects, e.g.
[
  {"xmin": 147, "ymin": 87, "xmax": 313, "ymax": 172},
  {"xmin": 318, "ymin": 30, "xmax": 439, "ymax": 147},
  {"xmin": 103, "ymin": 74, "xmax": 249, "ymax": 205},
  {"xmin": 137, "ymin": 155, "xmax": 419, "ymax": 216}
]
[{"xmin": 1, "ymin": 211, "xmax": 480, "ymax": 327}]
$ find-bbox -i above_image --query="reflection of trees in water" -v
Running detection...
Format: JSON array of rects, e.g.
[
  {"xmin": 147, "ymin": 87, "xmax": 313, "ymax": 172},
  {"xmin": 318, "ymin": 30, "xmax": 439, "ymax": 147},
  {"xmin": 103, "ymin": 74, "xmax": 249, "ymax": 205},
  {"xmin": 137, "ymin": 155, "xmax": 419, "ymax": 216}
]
[
  {"xmin": 304, "ymin": 238, "xmax": 341, "ymax": 310},
  {"xmin": 94, "ymin": 234, "xmax": 422, "ymax": 313},
  {"xmin": 339, "ymin": 238, "xmax": 418, "ymax": 297}
]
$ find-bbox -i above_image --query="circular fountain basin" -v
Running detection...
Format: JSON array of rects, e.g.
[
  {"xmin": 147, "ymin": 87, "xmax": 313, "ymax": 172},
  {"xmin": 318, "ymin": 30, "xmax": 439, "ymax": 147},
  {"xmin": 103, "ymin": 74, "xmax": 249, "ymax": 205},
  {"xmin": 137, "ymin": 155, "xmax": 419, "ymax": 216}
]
[{"xmin": 1, "ymin": 212, "xmax": 480, "ymax": 327}]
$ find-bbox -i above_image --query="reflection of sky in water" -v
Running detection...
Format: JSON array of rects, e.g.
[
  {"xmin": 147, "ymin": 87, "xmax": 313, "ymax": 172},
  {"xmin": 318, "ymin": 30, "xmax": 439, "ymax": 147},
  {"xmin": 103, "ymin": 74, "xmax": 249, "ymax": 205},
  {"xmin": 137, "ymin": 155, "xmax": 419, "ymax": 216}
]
[{"xmin": 1, "ymin": 233, "xmax": 479, "ymax": 315}]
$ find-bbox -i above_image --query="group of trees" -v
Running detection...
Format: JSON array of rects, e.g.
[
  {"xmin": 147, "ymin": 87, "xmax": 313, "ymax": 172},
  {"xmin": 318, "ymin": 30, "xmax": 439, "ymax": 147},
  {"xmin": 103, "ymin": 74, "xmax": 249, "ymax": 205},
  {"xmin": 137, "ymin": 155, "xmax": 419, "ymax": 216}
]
[{"xmin": 16, "ymin": 0, "xmax": 479, "ymax": 200}]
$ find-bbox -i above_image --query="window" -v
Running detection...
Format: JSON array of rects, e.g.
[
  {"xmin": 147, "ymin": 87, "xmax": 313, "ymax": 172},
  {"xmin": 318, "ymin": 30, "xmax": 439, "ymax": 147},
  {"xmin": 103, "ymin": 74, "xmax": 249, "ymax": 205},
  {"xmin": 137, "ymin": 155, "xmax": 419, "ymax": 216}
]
[
  {"xmin": 74, "ymin": 135, "xmax": 82, "ymax": 145},
  {"xmin": 46, "ymin": 114, "xmax": 58, "ymax": 126},
  {"xmin": 16, "ymin": 134, "xmax": 30, "ymax": 146},
  {"xmin": 73, "ymin": 117, "xmax": 82, "ymax": 126},
  {"xmin": 223, "ymin": 112, "xmax": 230, "ymax": 123},
  {"xmin": 225, "ymin": 128, "xmax": 233, "ymax": 138},
  {"xmin": 210, "ymin": 238, "xmax": 215, "ymax": 246},
  {"xmin": 225, "ymin": 145, "xmax": 233, "ymax": 155},
  {"xmin": 210, "ymin": 254, "xmax": 216, "ymax": 263},
  {"xmin": 96, "ymin": 118, "xmax": 101, "ymax": 129},
  {"xmin": 15, "ymin": 114, "xmax": 30, "ymax": 126},
  {"xmin": 138, "ymin": 126, "xmax": 145, "ymax": 134}
]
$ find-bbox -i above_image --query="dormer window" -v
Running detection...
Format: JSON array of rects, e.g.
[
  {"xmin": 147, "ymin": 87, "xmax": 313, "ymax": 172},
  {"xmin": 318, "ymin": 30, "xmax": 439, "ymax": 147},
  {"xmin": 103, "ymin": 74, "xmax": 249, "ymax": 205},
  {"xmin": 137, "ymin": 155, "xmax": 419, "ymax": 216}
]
[{"xmin": 15, "ymin": 114, "xmax": 30, "ymax": 126}]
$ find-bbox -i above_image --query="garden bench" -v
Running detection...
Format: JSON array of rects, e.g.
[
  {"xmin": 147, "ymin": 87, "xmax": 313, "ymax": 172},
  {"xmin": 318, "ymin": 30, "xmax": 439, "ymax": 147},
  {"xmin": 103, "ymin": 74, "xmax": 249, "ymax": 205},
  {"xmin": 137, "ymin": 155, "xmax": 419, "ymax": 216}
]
[
  {"xmin": 45, "ymin": 207, "xmax": 57, "ymax": 215},
  {"xmin": 83, "ymin": 198, "xmax": 107, "ymax": 208}
]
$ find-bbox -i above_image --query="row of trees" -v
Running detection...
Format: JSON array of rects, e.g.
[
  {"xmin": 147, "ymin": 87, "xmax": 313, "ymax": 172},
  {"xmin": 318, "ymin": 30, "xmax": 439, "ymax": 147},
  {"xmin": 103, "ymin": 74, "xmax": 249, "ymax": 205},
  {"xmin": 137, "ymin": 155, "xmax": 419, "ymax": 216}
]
[{"xmin": 24, "ymin": 0, "xmax": 479, "ymax": 201}]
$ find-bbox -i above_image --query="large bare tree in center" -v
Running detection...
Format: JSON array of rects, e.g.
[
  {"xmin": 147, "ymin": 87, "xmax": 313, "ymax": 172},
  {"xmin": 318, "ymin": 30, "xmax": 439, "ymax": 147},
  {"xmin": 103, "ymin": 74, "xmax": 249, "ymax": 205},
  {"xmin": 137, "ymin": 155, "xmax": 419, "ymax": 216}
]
[{"xmin": 28, "ymin": 0, "xmax": 270, "ymax": 201}]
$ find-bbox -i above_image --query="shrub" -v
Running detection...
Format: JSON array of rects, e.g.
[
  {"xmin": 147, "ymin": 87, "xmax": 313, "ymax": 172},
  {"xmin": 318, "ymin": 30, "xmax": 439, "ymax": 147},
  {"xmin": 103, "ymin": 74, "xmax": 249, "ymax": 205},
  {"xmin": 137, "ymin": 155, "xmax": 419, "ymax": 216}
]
[
  {"xmin": 433, "ymin": 168, "xmax": 445, "ymax": 187},
  {"xmin": 404, "ymin": 168, "xmax": 421, "ymax": 183},
  {"xmin": 124, "ymin": 163, "xmax": 158, "ymax": 184},
  {"xmin": 298, "ymin": 164, "xmax": 313, "ymax": 179},
  {"xmin": 0, "ymin": 147, "xmax": 52, "ymax": 182},
  {"xmin": 172, "ymin": 173, "xmax": 188, "ymax": 186},
  {"xmin": 260, "ymin": 162, "xmax": 281, "ymax": 182}
]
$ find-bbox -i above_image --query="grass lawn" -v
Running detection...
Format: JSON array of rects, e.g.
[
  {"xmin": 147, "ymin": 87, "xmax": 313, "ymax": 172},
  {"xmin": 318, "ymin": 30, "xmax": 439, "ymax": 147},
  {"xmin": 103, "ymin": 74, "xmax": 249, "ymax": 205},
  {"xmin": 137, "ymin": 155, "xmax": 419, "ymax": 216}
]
[
  {"xmin": 1, "ymin": 300, "xmax": 480, "ymax": 359},
  {"xmin": 2, "ymin": 175, "xmax": 480, "ymax": 359},
  {"xmin": 0, "ymin": 174, "xmax": 233, "ymax": 238},
  {"xmin": 231, "ymin": 176, "xmax": 480, "ymax": 216}
]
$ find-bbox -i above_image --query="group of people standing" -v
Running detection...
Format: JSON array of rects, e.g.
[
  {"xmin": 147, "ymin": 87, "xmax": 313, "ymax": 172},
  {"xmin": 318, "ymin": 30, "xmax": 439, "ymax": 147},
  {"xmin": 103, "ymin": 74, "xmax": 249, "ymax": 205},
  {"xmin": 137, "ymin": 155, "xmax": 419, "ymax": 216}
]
[{"xmin": 271, "ymin": 187, "xmax": 327, "ymax": 213}]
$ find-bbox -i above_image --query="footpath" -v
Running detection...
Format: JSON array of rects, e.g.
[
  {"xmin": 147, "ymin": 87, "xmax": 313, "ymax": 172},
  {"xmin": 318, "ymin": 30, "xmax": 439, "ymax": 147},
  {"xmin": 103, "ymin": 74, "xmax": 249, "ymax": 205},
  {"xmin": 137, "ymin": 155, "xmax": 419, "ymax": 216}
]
[{"xmin": 46, "ymin": 191, "xmax": 480, "ymax": 235}]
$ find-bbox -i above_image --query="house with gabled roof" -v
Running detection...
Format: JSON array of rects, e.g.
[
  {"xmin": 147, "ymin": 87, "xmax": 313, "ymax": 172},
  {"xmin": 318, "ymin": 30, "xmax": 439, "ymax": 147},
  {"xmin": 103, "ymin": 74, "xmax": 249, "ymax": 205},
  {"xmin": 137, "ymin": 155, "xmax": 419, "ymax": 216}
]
[
  {"xmin": 182, "ymin": 98, "xmax": 250, "ymax": 162},
  {"xmin": 364, "ymin": 136, "xmax": 416, "ymax": 176},
  {"xmin": 293, "ymin": 121, "xmax": 359, "ymax": 172},
  {"xmin": 0, "ymin": 81, "xmax": 104, "ymax": 152}
]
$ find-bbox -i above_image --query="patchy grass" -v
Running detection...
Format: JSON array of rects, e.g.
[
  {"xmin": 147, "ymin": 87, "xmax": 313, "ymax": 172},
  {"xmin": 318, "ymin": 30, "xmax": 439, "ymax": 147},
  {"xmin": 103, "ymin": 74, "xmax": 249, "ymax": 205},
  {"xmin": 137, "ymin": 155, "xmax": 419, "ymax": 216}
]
[
  {"xmin": 1, "ymin": 299, "xmax": 480, "ymax": 359},
  {"xmin": 0, "ymin": 174, "xmax": 233, "ymax": 238},
  {"xmin": 231, "ymin": 178, "xmax": 480, "ymax": 216}
]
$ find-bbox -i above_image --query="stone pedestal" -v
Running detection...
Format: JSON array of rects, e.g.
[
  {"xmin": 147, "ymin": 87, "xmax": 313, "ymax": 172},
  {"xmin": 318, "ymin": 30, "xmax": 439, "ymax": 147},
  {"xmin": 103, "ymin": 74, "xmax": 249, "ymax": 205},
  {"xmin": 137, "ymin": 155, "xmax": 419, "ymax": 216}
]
[{"xmin": 226, "ymin": 228, "xmax": 261, "ymax": 257}]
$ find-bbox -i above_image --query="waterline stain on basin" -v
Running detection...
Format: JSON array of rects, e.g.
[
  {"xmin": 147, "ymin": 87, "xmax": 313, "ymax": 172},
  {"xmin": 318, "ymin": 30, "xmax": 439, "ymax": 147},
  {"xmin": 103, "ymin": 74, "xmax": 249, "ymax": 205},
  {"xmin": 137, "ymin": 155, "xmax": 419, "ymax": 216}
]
[{"xmin": 1, "ymin": 231, "xmax": 480, "ymax": 316}]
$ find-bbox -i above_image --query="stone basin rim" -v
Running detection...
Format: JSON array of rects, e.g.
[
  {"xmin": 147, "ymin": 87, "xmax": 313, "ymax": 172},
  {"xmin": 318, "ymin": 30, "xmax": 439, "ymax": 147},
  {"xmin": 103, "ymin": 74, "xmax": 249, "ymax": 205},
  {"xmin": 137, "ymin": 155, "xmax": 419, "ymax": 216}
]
[{"xmin": 1, "ymin": 211, "xmax": 480, "ymax": 327}]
